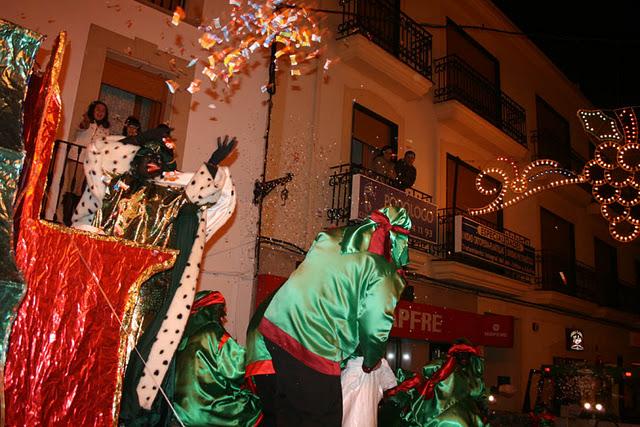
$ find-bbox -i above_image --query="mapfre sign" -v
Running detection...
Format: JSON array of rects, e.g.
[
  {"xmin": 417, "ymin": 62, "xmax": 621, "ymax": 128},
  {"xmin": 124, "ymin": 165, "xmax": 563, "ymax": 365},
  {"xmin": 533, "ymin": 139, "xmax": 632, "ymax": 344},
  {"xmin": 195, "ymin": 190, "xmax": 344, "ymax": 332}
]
[{"xmin": 391, "ymin": 301, "xmax": 514, "ymax": 348}]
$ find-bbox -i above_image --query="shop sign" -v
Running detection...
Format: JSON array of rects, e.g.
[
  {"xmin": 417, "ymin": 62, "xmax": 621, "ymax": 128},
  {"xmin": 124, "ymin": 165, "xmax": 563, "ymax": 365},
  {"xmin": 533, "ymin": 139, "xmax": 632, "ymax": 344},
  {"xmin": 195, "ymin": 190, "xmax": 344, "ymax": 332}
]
[
  {"xmin": 391, "ymin": 300, "xmax": 514, "ymax": 348},
  {"xmin": 566, "ymin": 328, "xmax": 585, "ymax": 351},
  {"xmin": 350, "ymin": 174, "xmax": 438, "ymax": 244},
  {"xmin": 454, "ymin": 215, "xmax": 535, "ymax": 276}
]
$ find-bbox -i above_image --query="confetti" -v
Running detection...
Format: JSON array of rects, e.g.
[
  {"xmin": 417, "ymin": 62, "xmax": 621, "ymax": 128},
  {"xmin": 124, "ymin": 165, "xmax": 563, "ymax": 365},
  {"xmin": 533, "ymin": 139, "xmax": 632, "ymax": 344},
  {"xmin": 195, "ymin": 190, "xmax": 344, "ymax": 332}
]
[
  {"xmin": 199, "ymin": 33, "xmax": 218, "ymax": 49},
  {"xmin": 289, "ymin": 54, "xmax": 298, "ymax": 66},
  {"xmin": 229, "ymin": 0, "xmax": 241, "ymax": 6},
  {"xmin": 213, "ymin": 17, "xmax": 222, "ymax": 29},
  {"xmin": 165, "ymin": 79, "xmax": 179, "ymax": 93},
  {"xmin": 323, "ymin": 59, "xmax": 332, "ymax": 70},
  {"xmin": 208, "ymin": 54, "xmax": 216, "ymax": 67},
  {"xmin": 187, "ymin": 79, "xmax": 201, "ymax": 94},
  {"xmin": 187, "ymin": 58, "xmax": 198, "ymax": 68},
  {"xmin": 172, "ymin": 6, "xmax": 186, "ymax": 26},
  {"xmin": 208, "ymin": 103, "xmax": 217, "ymax": 109},
  {"xmin": 290, "ymin": 69, "xmax": 301, "ymax": 76},
  {"xmin": 202, "ymin": 67, "xmax": 217, "ymax": 81}
]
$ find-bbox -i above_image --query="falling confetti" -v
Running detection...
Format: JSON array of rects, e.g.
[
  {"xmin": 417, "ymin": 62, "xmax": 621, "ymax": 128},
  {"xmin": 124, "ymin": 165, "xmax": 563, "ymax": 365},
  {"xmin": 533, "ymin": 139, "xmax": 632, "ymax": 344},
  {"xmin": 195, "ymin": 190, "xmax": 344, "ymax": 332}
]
[
  {"xmin": 165, "ymin": 79, "xmax": 179, "ymax": 94},
  {"xmin": 208, "ymin": 103, "xmax": 217, "ymax": 109},
  {"xmin": 187, "ymin": 58, "xmax": 198, "ymax": 68},
  {"xmin": 172, "ymin": 6, "xmax": 186, "ymax": 26},
  {"xmin": 187, "ymin": 79, "xmax": 202, "ymax": 94}
]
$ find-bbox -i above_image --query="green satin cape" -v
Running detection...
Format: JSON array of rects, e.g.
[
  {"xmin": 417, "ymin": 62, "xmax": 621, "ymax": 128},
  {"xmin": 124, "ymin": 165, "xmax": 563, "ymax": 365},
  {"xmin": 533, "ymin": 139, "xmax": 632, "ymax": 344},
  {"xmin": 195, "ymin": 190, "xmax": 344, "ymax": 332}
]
[
  {"xmin": 260, "ymin": 207, "xmax": 411, "ymax": 372},
  {"xmin": 173, "ymin": 293, "xmax": 261, "ymax": 427},
  {"xmin": 381, "ymin": 357, "xmax": 489, "ymax": 427}
]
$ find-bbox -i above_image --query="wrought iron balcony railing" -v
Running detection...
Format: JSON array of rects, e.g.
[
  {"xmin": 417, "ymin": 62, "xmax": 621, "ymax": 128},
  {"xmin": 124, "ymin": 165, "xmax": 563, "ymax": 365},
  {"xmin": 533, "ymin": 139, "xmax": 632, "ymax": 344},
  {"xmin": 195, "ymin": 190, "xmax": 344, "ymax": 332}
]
[
  {"xmin": 337, "ymin": 0, "xmax": 433, "ymax": 80},
  {"xmin": 43, "ymin": 140, "xmax": 87, "ymax": 226},
  {"xmin": 434, "ymin": 55, "xmax": 527, "ymax": 147}
]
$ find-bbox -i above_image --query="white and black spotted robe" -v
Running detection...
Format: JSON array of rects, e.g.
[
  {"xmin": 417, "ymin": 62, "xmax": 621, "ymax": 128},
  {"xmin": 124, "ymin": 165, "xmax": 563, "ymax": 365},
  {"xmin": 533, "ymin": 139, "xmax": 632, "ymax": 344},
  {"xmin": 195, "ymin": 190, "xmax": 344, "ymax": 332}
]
[{"xmin": 71, "ymin": 135, "xmax": 236, "ymax": 408}]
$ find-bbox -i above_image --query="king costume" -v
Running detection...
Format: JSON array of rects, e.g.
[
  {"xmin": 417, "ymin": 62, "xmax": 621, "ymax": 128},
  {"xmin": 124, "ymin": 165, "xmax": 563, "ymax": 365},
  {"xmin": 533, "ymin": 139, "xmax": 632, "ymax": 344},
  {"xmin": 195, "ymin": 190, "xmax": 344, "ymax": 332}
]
[{"xmin": 71, "ymin": 128, "xmax": 237, "ymax": 426}]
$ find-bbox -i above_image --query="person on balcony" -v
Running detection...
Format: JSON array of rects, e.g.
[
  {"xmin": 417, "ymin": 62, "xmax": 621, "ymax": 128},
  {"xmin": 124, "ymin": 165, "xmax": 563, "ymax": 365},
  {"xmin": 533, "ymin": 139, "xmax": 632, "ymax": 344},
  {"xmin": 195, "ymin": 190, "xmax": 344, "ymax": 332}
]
[
  {"xmin": 372, "ymin": 145, "xmax": 397, "ymax": 181},
  {"xmin": 395, "ymin": 151, "xmax": 417, "ymax": 190},
  {"xmin": 75, "ymin": 100, "xmax": 111, "ymax": 145},
  {"xmin": 70, "ymin": 126, "xmax": 237, "ymax": 426},
  {"xmin": 122, "ymin": 115, "xmax": 141, "ymax": 137},
  {"xmin": 245, "ymin": 207, "xmax": 412, "ymax": 427}
]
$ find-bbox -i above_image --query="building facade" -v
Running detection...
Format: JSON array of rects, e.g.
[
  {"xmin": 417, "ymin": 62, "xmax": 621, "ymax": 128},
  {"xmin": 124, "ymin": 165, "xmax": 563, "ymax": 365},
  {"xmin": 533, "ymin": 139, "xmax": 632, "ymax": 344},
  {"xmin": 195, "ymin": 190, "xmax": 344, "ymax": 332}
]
[{"xmin": 256, "ymin": 0, "xmax": 640, "ymax": 418}]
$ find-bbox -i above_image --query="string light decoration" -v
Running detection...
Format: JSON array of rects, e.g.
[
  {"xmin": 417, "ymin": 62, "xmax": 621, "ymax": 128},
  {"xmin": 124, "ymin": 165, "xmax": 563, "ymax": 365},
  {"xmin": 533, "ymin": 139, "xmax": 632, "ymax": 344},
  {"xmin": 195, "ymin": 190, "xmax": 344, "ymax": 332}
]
[{"xmin": 470, "ymin": 107, "xmax": 640, "ymax": 243}]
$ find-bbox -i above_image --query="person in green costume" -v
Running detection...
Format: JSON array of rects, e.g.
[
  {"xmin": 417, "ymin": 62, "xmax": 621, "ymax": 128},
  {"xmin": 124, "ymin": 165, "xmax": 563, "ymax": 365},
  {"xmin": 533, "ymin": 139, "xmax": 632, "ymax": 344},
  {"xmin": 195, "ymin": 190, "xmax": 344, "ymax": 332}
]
[
  {"xmin": 171, "ymin": 290, "xmax": 262, "ymax": 427},
  {"xmin": 246, "ymin": 206, "xmax": 412, "ymax": 427},
  {"xmin": 380, "ymin": 339, "xmax": 490, "ymax": 427}
]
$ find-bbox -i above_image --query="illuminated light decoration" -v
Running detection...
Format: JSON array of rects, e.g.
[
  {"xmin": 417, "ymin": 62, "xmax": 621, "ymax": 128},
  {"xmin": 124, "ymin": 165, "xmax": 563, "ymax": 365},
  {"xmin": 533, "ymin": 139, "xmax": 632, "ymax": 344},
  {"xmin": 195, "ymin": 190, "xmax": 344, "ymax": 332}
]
[
  {"xmin": 617, "ymin": 142, "xmax": 640, "ymax": 172},
  {"xmin": 604, "ymin": 167, "xmax": 633, "ymax": 188},
  {"xmin": 624, "ymin": 371, "xmax": 633, "ymax": 378},
  {"xmin": 595, "ymin": 403, "xmax": 604, "ymax": 412},
  {"xmin": 584, "ymin": 402, "xmax": 592, "ymax": 411},
  {"xmin": 615, "ymin": 108, "xmax": 638, "ymax": 144},
  {"xmin": 600, "ymin": 202, "xmax": 629, "ymax": 225},
  {"xmin": 470, "ymin": 107, "xmax": 640, "ymax": 243},
  {"xmin": 627, "ymin": 205, "xmax": 640, "ymax": 226},
  {"xmin": 609, "ymin": 221, "xmax": 640, "ymax": 242},
  {"xmin": 468, "ymin": 156, "xmax": 584, "ymax": 217},
  {"xmin": 594, "ymin": 141, "xmax": 621, "ymax": 170},
  {"xmin": 582, "ymin": 159, "xmax": 606, "ymax": 186},
  {"xmin": 618, "ymin": 186, "xmax": 640, "ymax": 207},
  {"xmin": 592, "ymin": 183, "xmax": 619, "ymax": 205},
  {"xmin": 578, "ymin": 110, "xmax": 622, "ymax": 142}
]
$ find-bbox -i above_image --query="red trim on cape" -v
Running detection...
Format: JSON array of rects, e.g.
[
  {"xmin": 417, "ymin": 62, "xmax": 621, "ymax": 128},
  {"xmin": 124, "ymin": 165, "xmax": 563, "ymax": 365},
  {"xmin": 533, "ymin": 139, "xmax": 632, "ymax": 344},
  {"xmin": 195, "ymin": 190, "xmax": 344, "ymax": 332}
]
[
  {"xmin": 218, "ymin": 333, "xmax": 230, "ymax": 351},
  {"xmin": 259, "ymin": 318, "xmax": 341, "ymax": 376},
  {"xmin": 245, "ymin": 360, "xmax": 276, "ymax": 377}
]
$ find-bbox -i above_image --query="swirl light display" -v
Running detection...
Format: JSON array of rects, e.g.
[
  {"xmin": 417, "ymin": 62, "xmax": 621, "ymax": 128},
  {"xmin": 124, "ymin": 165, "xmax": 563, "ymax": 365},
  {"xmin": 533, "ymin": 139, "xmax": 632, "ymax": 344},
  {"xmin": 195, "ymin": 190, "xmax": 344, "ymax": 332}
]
[{"xmin": 469, "ymin": 107, "xmax": 640, "ymax": 243}]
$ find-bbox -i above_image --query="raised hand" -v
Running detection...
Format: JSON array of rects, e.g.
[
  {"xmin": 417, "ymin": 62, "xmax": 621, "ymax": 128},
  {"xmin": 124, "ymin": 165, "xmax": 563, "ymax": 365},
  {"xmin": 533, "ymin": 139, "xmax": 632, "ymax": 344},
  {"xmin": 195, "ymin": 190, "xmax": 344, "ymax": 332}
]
[{"xmin": 208, "ymin": 135, "xmax": 238, "ymax": 166}]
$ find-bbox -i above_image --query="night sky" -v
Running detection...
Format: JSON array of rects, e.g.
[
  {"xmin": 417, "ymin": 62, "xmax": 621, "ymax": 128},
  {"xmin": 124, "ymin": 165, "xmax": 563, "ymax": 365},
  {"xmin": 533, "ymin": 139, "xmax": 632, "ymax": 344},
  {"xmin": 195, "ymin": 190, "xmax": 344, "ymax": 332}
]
[{"xmin": 491, "ymin": 1, "xmax": 640, "ymax": 109}]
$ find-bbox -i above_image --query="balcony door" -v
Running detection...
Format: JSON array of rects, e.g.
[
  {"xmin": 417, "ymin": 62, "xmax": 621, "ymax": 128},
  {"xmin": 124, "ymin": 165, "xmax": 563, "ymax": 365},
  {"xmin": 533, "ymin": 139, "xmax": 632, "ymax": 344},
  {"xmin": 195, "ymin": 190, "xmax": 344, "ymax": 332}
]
[
  {"xmin": 594, "ymin": 238, "xmax": 618, "ymax": 307},
  {"xmin": 536, "ymin": 96, "xmax": 571, "ymax": 168},
  {"xmin": 446, "ymin": 155, "xmax": 502, "ymax": 228},
  {"xmin": 351, "ymin": 103, "xmax": 398, "ymax": 171},
  {"xmin": 446, "ymin": 19, "xmax": 500, "ymax": 124},
  {"xmin": 540, "ymin": 208, "xmax": 576, "ymax": 292}
]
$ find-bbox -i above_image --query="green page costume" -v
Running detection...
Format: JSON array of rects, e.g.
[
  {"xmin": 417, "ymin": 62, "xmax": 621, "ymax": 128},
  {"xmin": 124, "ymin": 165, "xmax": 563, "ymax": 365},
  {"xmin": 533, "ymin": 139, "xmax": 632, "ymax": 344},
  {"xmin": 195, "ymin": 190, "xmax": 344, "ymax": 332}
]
[
  {"xmin": 250, "ymin": 207, "xmax": 412, "ymax": 376},
  {"xmin": 380, "ymin": 344, "xmax": 489, "ymax": 427},
  {"xmin": 173, "ymin": 291, "xmax": 261, "ymax": 427}
]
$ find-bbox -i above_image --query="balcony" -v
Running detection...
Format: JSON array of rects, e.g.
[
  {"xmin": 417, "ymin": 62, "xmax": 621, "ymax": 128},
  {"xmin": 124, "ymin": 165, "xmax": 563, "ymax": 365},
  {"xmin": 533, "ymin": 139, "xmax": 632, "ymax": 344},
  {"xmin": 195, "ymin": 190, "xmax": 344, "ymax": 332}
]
[
  {"xmin": 43, "ymin": 140, "xmax": 87, "ymax": 225},
  {"xmin": 336, "ymin": 0, "xmax": 433, "ymax": 100},
  {"xmin": 327, "ymin": 164, "xmax": 438, "ymax": 255},
  {"xmin": 536, "ymin": 251, "xmax": 640, "ymax": 317},
  {"xmin": 433, "ymin": 55, "xmax": 527, "ymax": 154},
  {"xmin": 432, "ymin": 208, "xmax": 536, "ymax": 295}
]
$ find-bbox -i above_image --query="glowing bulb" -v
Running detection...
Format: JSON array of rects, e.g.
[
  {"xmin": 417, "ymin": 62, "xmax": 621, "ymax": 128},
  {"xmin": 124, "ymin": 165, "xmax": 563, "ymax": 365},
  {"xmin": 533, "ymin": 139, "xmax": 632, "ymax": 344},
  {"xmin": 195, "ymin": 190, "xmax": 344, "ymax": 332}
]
[
  {"xmin": 387, "ymin": 353, "xmax": 395, "ymax": 360},
  {"xmin": 595, "ymin": 403, "xmax": 604, "ymax": 411},
  {"xmin": 402, "ymin": 353, "xmax": 410, "ymax": 361},
  {"xmin": 584, "ymin": 402, "xmax": 592, "ymax": 410},
  {"xmin": 488, "ymin": 395, "xmax": 496, "ymax": 403}
]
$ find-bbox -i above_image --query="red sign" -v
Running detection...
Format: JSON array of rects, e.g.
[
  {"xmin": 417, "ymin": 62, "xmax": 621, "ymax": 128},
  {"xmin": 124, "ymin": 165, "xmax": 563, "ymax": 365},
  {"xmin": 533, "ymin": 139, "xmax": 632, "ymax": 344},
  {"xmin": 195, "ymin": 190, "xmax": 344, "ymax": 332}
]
[{"xmin": 391, "ymin": 301, "xmax": 513, "ymax": 348}]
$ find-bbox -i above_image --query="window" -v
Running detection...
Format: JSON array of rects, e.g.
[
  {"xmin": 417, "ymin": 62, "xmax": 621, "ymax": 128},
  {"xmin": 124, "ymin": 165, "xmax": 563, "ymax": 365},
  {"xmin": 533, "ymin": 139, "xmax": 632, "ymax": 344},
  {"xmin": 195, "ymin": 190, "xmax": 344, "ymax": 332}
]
[
  {"xmin": 594, "ymin": 238, "xmax": 618, "ymax": 306},
  {"xmin": 540, "ymin": 208, "xmax": 575, "ymax": 291},
  {"xmin": 100, "ymin": 57, "xmax": 168, "ymax": 134},
  {"xmin": 351, "ymin": 103, "xmax": 398, "ymax": 170},
  {"xmin": 446, "ymin": 155, "xmax": 503, "ymax": 228},
  {"xmin": 536, "ymin": 96, "xmax": 571, "ymax": 167}
]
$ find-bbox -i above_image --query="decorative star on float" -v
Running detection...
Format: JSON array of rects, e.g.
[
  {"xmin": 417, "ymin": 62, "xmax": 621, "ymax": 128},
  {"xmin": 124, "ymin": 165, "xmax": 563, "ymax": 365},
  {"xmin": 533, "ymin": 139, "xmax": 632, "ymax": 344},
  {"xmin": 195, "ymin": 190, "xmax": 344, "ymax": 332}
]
[
  {"xmin": 3, "ymin": 33, "xmax": 176, "ymax": 427},
  {"xmin": 468, "ymin": 107, "xmax": 640, "ymax": 243}
]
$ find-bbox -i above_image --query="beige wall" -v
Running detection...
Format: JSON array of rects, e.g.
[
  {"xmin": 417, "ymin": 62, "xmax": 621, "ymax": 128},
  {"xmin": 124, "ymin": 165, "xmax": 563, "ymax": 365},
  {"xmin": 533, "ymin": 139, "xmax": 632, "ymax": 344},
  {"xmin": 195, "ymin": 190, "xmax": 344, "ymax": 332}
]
[{"xmin": 4, "ymin": 0, "xmax": 269, "ymax": 340}]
